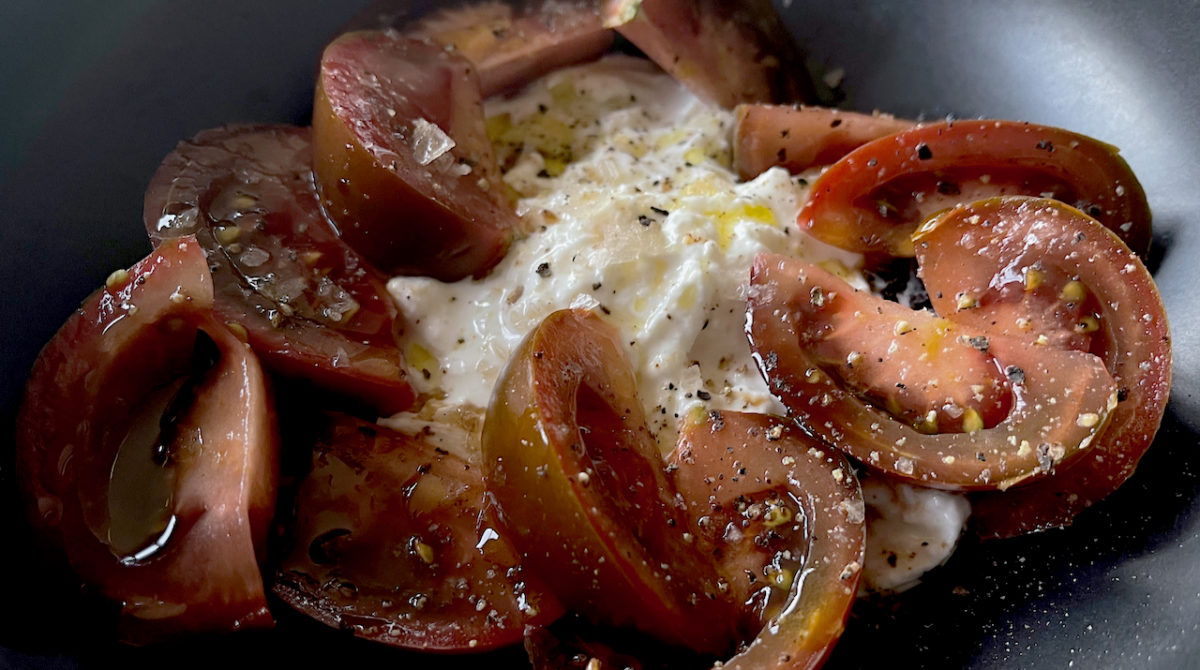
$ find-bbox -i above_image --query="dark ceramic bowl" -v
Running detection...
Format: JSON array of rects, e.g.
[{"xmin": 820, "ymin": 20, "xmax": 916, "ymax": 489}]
[{"xmin": 2, "ymin": 1, "xmax": 1197, "ymax": 668}]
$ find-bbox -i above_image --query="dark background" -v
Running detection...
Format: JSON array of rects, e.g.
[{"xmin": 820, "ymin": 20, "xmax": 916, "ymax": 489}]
[{"xmin": 1, "ymin": 1, "xmax": 1197, "ymax": 668}]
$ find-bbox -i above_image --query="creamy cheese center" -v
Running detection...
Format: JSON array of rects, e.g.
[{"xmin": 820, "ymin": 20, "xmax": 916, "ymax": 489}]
[{"xmin": 382, "ymin": 54, "xmax": 968, "ymax": 593}]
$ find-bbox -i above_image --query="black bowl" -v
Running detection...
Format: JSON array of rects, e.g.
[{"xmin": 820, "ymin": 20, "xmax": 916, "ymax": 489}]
[{"xmin": 2, "ymin": 1, "xmax": 1197, "ymax": 668}]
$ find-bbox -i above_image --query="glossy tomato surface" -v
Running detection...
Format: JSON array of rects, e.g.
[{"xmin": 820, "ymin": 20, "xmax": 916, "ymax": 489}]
[{"xmin": 2, "ymin": 1, "xmax": 1199, "ymax": 669}]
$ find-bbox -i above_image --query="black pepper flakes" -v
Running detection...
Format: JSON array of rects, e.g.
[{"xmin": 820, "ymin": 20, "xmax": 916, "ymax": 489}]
[
  {"xmin": 1005, "ymin": 365, "xmax": 1026, "ymax": 385},
  {"xmin": 638, "ymin": 214, "xmax": 653, "ymax": 226},
  {"xmin": 535, "ymin": 262, "xmax": 551, "ymax": 278},
  {"xmin": 697, "ymin": 390, "xmax": 712, "ymax": 401},
  {"xmin": 650, "ymin": 206, "xmax": 670, "ymax": 216},
  {"xmin": 966, "ymin": 335, "xmax": 990, "ymax": 352},
  {"xmin": 917, "ymin": 143, "xmax": 933, "ymax": 160}
]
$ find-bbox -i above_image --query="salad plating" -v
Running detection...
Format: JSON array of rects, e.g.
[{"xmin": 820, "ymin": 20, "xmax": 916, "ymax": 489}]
[{"xmin": 14, "ymin": 1, "xmax": 1170, "ymax": 668}]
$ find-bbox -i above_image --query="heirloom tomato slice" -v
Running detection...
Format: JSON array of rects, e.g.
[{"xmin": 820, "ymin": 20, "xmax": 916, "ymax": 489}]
[
  {"xmin": 274, "ymin": 413, "xmax": 561, "ymax": 651},
  {"xmin": 733, "ymin": 105, "xmax": 913, "ymax": 180},
  {"xmin": 670, "ymin": 410, "xmax": 866, "ymax": 670},
  {"xmin": 16, "ymin": 238, "xmax": 278, "ymax": 643},
  {"xmin": 144, "ymin": 124, "xmax": 413, "ymax": 414},
  {"xmin": 408, "ymin": 0, "xmax": 614, "ymax": 97},
  {"xmin": 798, "ymin": 120, "xmax": 1151, "ymax": 262},
  {"xmin": 746, "ymin": 254, "xmax": 1117, "ymax": 490},
  {"xmin": 601, "ymin": 0, "xmax": 813, "ymax": 108},
  {"xmin": 314, "ymin": 30, "xmax": 516, "ymax": 280},
  {"xmin": 914, "ymin": 197, "xmax": 1171, "ymax": 537},
  {"xmin": 483, "ymin": 309, "xmax": 739, "ymax": 655}
]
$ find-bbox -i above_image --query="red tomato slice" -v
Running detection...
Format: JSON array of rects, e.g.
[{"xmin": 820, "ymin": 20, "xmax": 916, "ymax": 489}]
[
  {"xmin": 408, "ymin": 1, "xmax": 614, "ymax": 97},
  {"xmin": 914, "ymin": 197, "xmax": 1172, "ymax": 537},
  {"xmin": 314, "ymin": 30, "xmax": 516, "ymax": 281},
  {"xmin": 746, "ymin": 253, "xmax": 1117, "ymax": 490},
  {"xmin": 670, "ymin": 411, "xmax": 866, "ymax": 670},
  {"xmin": 144, "ymin": 124, "xmax": 414, "ymax": 415},
  {"xmin": 483, "ymin": 309, "xmax": 739, "ymax": 655},
  {"xmin": 798, "ymin": 120, "xmax": 1152, "ymax": 261},
  {"xmin": 733, "ymin": 105, "xmax": 914, "ymax": 180},
  {"xmin": 15, "ymin": 237, "xmax": 278, "ymax": 643},
  {"xmin": 273, "ymin": 412, "xmax": 562, "ymax": 652},
  {"xmin": 600, "ymin": 0, "xmax": 813, "ymax": 108}
]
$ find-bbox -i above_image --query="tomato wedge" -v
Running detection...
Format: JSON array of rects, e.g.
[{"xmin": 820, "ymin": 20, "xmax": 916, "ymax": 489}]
[
  {"xmin": 733, "ymin": 105, "xmax": 914, "ymax": 180},
  {"xmin": 670, "ymin": 410, "xmax": 866, "ymax": 670},
  {"xmin": 746, "ymin": 253, "xmax": 1118, "ymax": 490},
  {"xmin": 274, "ymin": 412, "xmax": 561, "ymax": 651},
  {"xmin": 144, "ymin": 124, "xmax": 413, "ymax": 414},
  {"xmin": 798, "ymin": 120, "xmax": 1152, "ymax": 261},
  {"xmin": 914, "ymin": 197, "xmax": 1172, "ymax": 537},
  {"xmin": 314, "ymin": 30, "xmax": 516, "ymax": 280},
  {"xmin": 408, "ymin": 1, "xmax": 614, "ymax": 97},
  {"xmin": 16, "ymin": 238, "xmax": 278, "ymax": 643},
  {"xmin": 600, "ymin": 0, "xmax": 813, "ymax": 108},
  {"xmin": 483, "ymin": 309, "xmax": 738, "ymax": 655}
]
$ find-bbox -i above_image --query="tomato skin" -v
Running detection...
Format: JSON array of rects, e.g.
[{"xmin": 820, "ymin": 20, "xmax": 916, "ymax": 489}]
[
  {"xmin": 274, "ymin": 412, "xmax": 562, "ymax": 652},
  {"xmin": 670, "ymin": 411, "xmax": 865, "ymax": 670},
  {"xmin": 409, "ymin": 1, "xmax": 614, "ymax": 97},
  {"xmin": 600, "ymin": 0, "xmax": 813, "ymax": 108},
  {"xmin": 915, "ymin": 197, "xmax": 1172, "ymax": 537},
  {"xmin": 733, "ymin": 105, "xmax": 913, "ymax": 180},
  {"xmin": 144, "ymin": 124, "xmax": 414, "ymax": 414},
  {"xmin": 798, "ymin": 120, "xmax": 1152, "ymax": 261},
  {"xmin": 314, "ymin": 30, "xmax": 516, "ymax": 281},
  {"xmin": 483, "ymin": 309, "xmax": 739, "ymax": 655},
  {"xmin": 746, "ymin": 253, "xmax": 1117, "ymax": 490},
  {"xmin": 16, "ymin": 237, "xmax": 278, "ymax": 643}
]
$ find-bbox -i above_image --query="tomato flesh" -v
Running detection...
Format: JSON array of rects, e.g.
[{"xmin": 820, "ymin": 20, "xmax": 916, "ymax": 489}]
[
  {"xmin": 144, "ymin": 124, "xmax": 413, "ymax": 414},
  {"xmin": 915, "ymin": 197, "xmax": 1172, "ymax": 537},
  {"xmin": 746, "ymin": 253, "xmax": 1117, "ymax": 490},
  {"xmin": 483, "ymin": 309, "xmax": 739, "ymax": 655},
  {"xmin": 733, "ymin": 105, "xmax": 913, "ymax": 180},
  {"xmin": 409, "ymin": 1, "xmax": 614, "ymax": 97},
  {"xmin": 670, "ymin": 410, "xmax": 866, "ymax": 670},
  {"xmin": 16, "ymin": 238, "xmax": 278, "ymax": 642},
  {"xmin": 776, "ymin": 263, "xmax": 1012, "ymax": 433},
  {"xmin": 314, "ymin": 30, "xmax": 516, "ymax": 281},
  {"xmin": 798, "ymin": 120, "xmax": 1152, "ymax": 261},
  {"xmin": 601, "ymin": 0, "xmax": 813, "ymax": 108},
  {"xmin": 274, "ymin": 413, "xmax": 561, "ymax": 651}
]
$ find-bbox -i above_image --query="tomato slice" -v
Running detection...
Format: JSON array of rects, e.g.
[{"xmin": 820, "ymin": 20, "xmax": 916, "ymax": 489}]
[
  {"xmin": 746, "ymin": 253, "xmax": 1118, "ymax": 490},
  {"xmin": 773, "ymin": 264, "xmax": 1013, "ymax": 433},
  {"xmin": 670, "ymin": 410, "xmax": 866, "ymax": 670},
  {"xmin": 408, "ymin": 1, "xmax": 614, "ymax": 97},
  {"xmin": 273, "ymin": 412, "xmax": 561, "ymax": 652},
  {"xmin": 600, "ymin": 0, "xmax": 813, "ymax": 108},
  {"xmin": 314, "ymin": 30, "xmax": 516, "ymax": 281},
  {"xmin": 733, "ymin": 105, "xmax": 913, "ymax": 180},
  {"xmin": 798, "ymin": 120, "xmax": 1152, "ymax": 261},
  {"xmin": 15, "ymin": 238, "xmax": 278, "ymax": 643},
  {"xmin": 914, "ymin": 197, "xmax": 1172, "ymax": 537},
  {"xmin": 483, "ymin": 309, "xmax": 739, "ymax": 655},
  {"xmin": 144, "ymin": 124, "xmax": 413, "ymax": 414}
]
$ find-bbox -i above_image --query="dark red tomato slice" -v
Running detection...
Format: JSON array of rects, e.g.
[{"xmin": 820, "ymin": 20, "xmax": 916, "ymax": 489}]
[
  {"xmin": 314, "ymin": 30, "xmax": 516, "ymax": 281},
  {"xmin": 600, "ymin": 0, "xmax": 813, "ymax": 108},
  {"xmin": 483, "ymin": 309, "xmax": 739, "ymax": 655},
  {"xmin": 798, "ymin": 120, "xmax": 1152, "ymax": 262},
  {"xmin": 914, "ymin": 197, "xmax": 1172, "ymax": 537},
  {"xmin": 769, "ymin": 263, "xmax": 1012, "ymax": 434},
  {"xmin": 746, "ymin": 253, "xmax": 1117, "ymax": 490},
  {"xmin": 273, "ymin": 413, "xmax": 562, "ymax": 652},
  {"xmin": 15, "ymin": 237, "xmax": 278, "ymax": 643},
  {"xmin": 144, "ymin": 124, "xmax": 414, "ymax": 415},
  {"xmin": 670, "ymin": 411, "xmax": 866, "ymax": 670},
  {"xmin": 408, "ymin": 1, "xmax": 614, "ymax": 97},
  {"xmin": 733, "ymin": 105, "xmax": 913, "ymax": 180}
]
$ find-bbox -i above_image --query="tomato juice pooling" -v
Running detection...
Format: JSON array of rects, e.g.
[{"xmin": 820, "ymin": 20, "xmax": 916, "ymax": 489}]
[{"xmin": 382, "ymin": 56, "xmax": 970, "ymax": 593}]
